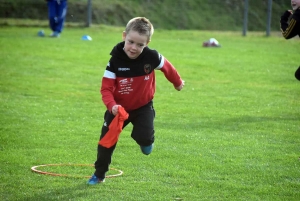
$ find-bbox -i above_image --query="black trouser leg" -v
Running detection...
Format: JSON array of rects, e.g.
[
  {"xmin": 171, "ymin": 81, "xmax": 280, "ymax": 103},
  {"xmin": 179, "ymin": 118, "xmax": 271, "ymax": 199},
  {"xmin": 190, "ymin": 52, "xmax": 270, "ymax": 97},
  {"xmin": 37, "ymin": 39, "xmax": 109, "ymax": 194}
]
[
  {"xmin": 94, "ymin": 144, "xmax": 116, "ymax": 178},
  {"xmin": 130, "ymin": 102, "xmax": 155, "ymax": 146},
  {"xmin": 93, "ymin": 110, "xmax": 116, "ymax": 178},
  {"xmin": 295, "ymin": 66, "xmax": 300, "ymax": 81}
]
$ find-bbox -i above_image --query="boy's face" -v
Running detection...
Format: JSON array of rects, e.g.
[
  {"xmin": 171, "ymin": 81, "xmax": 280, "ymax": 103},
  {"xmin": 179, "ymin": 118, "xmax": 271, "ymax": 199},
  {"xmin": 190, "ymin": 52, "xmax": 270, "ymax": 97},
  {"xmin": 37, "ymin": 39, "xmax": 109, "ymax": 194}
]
[
  {"xmin": 122, "ymin": 30, "xmax": 149, "ymax": 59},
  {"xmin": 292, "ymin": 0, "xmax": 300, "ymax": 10}
]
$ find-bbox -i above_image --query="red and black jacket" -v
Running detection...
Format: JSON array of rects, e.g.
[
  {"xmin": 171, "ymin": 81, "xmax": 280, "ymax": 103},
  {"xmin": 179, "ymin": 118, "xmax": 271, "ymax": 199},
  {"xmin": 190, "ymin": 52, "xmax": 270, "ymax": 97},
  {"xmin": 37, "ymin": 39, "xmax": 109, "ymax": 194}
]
[{"xmin": 101, "ymin": 41, "xmax": 182, "ymax": 112}]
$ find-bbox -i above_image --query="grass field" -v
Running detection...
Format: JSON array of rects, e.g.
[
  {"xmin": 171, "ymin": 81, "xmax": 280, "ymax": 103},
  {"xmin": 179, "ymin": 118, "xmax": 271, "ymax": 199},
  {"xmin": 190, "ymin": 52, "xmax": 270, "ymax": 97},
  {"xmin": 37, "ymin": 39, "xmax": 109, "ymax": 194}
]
[{"xmin": 0, "ymin": 25, "xmax": 299, "ymax": 201}]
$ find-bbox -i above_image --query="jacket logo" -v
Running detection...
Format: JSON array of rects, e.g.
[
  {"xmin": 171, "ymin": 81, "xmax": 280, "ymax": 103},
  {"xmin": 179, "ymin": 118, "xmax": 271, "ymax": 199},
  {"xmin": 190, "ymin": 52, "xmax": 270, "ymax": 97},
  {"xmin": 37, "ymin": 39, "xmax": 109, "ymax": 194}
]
[
  {"xmin": 119, "ymin": 78, "xmax": 133, "ymax": 85},
  {"xmin": 119, "ymin": 79, "xmax": 128, "ymax": 84},
  {"xmin": 118, "ymin": 67, "xmax": 130, "ymax": 71},
  {"xmin": 144, "ymin": 64, "xmax": 152, "ymax": 74}
]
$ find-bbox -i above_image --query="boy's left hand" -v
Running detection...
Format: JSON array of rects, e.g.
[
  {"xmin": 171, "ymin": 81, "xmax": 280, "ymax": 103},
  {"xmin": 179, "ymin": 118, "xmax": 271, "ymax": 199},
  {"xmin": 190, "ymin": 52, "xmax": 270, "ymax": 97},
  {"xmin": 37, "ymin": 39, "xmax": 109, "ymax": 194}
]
[{"xmin": 175, "ymin": 80, "xmax": 185, "ymax": 91}]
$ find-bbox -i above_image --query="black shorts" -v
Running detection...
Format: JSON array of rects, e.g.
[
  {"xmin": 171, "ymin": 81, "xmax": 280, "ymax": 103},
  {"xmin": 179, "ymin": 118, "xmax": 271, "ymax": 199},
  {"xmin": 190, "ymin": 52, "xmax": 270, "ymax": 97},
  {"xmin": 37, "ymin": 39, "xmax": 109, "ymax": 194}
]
[{"xmin": 100, "ymin": 101, "xmax": 155, "ymax": 146}]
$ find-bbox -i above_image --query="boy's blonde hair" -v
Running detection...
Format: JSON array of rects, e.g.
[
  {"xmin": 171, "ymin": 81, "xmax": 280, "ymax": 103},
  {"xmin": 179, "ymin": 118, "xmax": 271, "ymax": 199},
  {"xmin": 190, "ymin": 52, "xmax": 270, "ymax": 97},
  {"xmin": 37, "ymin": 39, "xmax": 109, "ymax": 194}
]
[{"xmin": 125, "ymin": 17, "xmax": 154, "ymax": 42}]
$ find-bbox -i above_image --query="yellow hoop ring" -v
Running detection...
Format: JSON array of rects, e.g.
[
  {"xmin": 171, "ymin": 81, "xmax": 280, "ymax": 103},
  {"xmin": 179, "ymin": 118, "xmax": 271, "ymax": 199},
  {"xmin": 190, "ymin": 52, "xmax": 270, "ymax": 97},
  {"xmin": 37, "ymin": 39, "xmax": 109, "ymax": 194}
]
[{"xmin": 31, "ymin": 164, "xmax": 123, "ymax": 178}]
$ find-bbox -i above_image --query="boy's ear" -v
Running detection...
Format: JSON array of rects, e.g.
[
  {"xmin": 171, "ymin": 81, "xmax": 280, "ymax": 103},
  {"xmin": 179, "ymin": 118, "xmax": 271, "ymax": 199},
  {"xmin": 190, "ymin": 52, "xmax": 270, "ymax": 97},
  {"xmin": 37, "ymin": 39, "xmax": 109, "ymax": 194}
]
[
  {"xmin": 122, "ymin": 31, "xmax": 126, "ymax": 41},
  {"xmin": 146, "ymin": 40, "xmax": 151, "ymax": 46}
]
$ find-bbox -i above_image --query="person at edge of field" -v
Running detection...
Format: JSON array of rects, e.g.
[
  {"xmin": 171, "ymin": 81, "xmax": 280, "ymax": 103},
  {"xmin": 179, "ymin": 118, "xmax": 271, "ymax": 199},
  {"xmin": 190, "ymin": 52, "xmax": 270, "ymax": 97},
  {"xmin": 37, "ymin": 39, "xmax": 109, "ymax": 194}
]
[
  {"xmin": 39, "ymin": 0, "xmax": 68, "ymax": 37},
  {"xmin": 87, "ymin": 17, "xmax": 185, "ymax": 185},
  {"xmin": 280, "ymin": 0, "xmax": 300, "ymax": 80}
]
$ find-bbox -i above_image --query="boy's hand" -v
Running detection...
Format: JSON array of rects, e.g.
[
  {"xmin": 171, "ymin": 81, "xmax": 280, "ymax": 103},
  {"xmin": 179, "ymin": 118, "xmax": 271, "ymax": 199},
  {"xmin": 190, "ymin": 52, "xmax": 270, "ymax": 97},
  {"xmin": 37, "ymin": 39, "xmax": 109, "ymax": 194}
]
[
  {"xmin": 112, "ymin": 105, "xmax": 121, "ymax": 115},
  {"xmin": 175, "ymin": 80, "xmax": 185, "ymax": 91}
]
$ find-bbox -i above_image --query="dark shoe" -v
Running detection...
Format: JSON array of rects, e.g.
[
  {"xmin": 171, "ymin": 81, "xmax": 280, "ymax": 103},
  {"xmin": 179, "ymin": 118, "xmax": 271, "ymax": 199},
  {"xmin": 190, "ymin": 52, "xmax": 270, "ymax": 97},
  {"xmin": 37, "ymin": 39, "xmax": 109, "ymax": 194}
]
[
  {"xmin": 87, "ymin": 174, "xmax": 105, "ymax": 185},
  {"xmin": 50, "ymin": 31, "xmax": 60, "ymax": 38},
  {"xmin": 140, "ymin": 144, "xmax": 153, "ymax": 155}
]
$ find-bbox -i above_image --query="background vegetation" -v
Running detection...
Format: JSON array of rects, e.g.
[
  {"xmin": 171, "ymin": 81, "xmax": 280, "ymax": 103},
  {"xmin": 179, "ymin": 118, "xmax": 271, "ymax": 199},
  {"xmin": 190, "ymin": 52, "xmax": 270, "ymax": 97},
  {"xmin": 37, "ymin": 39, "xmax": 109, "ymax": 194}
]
[{"xmin": 0, "ymin": 0, "xmax": 292, "ymax": 31}]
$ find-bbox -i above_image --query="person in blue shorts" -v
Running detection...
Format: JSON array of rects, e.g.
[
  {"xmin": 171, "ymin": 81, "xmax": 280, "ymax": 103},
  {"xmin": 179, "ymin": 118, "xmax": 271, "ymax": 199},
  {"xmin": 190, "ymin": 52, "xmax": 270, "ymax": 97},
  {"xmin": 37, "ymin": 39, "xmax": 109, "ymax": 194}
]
[{"xmin": 46, "ymin": 0, "xmax": 68, "ymax": 37}]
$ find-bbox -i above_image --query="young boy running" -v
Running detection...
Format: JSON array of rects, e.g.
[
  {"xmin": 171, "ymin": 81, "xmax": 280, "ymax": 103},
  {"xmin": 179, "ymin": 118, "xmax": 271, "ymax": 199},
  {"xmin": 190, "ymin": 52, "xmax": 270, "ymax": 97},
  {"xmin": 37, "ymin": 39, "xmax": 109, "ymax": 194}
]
[
  {"xmin": 88, "ymin": 17, "xmax": 184, "ymax": 185},
  {"xmin": 280, "ymin": 0, "xmax": 300, "ymax": 80}
]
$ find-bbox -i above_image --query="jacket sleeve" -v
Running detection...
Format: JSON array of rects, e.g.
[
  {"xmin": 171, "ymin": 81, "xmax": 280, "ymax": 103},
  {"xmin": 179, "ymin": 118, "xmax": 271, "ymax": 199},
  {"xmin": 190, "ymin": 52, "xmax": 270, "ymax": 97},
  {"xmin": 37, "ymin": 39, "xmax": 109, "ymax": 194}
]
[
  {"xmin": 100, "ymin": 63, "xmax": 117, "ymax": 112},
  {"xmin": 280, "ymin": 10, "xmax": 300, "ymax": 39},
  {"xmin": 157, "ymin": 57, "xmax": 183, "ymax": 88}
]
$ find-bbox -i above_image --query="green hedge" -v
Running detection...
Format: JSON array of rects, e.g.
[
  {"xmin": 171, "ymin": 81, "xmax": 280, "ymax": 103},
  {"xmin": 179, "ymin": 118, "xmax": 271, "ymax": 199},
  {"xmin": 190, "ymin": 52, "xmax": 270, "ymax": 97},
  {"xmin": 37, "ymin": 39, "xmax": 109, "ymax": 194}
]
[{"xmin": 0, "ymin": 0, "xmax": 291, "ymax": 31}]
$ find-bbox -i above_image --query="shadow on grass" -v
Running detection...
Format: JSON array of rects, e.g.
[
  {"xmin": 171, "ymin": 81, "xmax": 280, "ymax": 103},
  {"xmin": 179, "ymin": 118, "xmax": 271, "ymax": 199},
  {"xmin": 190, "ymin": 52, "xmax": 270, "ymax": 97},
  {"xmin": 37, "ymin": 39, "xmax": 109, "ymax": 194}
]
[
  {"xmin": 155, "ymin": 114, "xmax": 299, "ymax": 132},
  {"xmin": 23, "ymin": 180, "xmax": 100, "ymax": 201}
]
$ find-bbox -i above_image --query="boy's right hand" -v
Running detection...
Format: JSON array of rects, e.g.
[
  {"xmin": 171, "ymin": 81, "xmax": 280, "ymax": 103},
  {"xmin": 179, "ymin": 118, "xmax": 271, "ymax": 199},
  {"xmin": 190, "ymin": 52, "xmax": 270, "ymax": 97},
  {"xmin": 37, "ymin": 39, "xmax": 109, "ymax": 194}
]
[
  {"xmin": 112, "ymin": 105, "xmax": 121, "ymax": 115},
  {"xmin": 175, "ymin": 80, "xmax": 185, "ymax": 91}
]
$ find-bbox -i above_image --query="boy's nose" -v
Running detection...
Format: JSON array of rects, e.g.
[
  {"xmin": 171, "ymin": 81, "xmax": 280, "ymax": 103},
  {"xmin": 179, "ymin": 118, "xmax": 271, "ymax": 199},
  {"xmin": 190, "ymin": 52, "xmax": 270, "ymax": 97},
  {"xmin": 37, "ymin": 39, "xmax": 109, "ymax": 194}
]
[{"xmin": 132, "ymin": 44, "xmax": 138, "ymax": 50}]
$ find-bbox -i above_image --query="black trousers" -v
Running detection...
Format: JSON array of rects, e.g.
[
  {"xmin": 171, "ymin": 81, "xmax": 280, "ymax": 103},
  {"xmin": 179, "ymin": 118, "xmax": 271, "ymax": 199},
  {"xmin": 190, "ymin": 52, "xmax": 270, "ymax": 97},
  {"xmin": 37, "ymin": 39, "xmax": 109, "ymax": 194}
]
[
  {"xmin": 94, "ymin": 101, "xmax": 155, "ymax": 178},
  {"xmin": 295, "ymin": 66, "xmax": 300, "ymax": 81}
]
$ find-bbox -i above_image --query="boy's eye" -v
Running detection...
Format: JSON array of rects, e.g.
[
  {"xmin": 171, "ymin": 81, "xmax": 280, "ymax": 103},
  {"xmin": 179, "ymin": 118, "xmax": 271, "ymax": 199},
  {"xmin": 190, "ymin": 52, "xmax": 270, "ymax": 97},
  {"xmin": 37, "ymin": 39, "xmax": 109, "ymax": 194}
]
[{"xmin": 128, "ymin": 40, "xmax": 145, "ymax": 47}]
